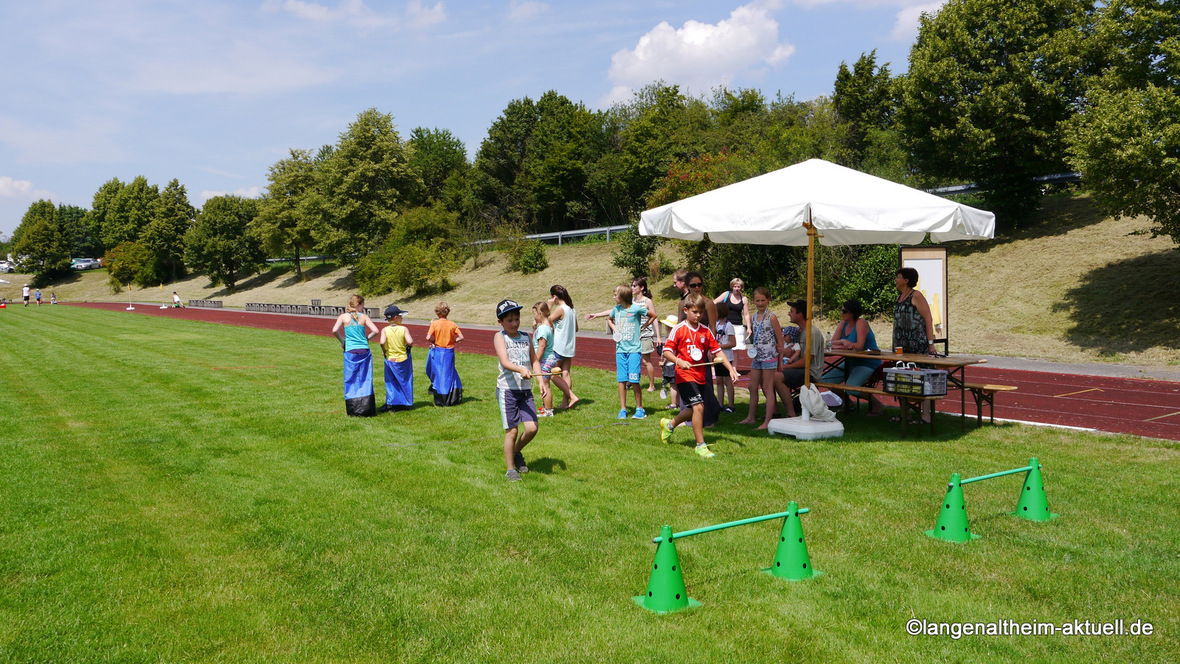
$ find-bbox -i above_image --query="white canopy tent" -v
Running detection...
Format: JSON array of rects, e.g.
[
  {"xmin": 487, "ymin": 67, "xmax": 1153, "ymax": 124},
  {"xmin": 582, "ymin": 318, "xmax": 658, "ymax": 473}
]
[{"xmin": 639, "ymin": 159, "xmax": 995, "ymax": 439}]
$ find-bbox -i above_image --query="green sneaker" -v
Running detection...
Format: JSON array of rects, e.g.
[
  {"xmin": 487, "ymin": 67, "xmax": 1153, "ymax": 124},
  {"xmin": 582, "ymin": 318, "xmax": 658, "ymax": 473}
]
[
  {"xmin": 659, "ymin": 418, "xmax": 674, "ymax": 444},
  {"xmin": 694, "ymin": 444, "xmax": 715, "ymax": 459}
]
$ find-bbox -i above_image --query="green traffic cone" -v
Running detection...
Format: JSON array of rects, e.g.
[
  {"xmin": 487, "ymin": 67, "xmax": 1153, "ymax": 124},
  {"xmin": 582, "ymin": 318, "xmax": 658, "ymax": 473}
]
[
  {"xmin": 633, "ymin": 525, "xmax": 700, "ymax": 614},
  {"xmin": 1013, "ymin": 457, "xmax": 1059, "ymax": 521},
  {"xmin": 926, "ymin": 473, "xmax": 979, "ymax": 542},
  {"xmin": 763, "ymin": 501, "xmax": 822, "ymax": 581}
]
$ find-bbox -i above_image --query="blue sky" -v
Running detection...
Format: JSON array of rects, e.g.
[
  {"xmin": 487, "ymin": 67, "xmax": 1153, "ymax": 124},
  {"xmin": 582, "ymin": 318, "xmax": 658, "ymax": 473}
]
[{"xmin": 0, "ymin": 0, "xmax": 944, "ymax": 238}]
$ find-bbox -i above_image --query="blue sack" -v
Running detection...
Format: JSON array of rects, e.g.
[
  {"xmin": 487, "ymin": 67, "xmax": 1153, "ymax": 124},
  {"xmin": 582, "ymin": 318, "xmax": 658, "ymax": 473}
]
[
  {"xmin": 425, "ymin": 346, "xmax": 463, "ymax": 407},
  {"xmin": 343, "ymin": 350, "xmax": 376, "ymax": 417},
  {"xmin": 383, "ymin": 357, "xmax": 414, "ymax": 410}
]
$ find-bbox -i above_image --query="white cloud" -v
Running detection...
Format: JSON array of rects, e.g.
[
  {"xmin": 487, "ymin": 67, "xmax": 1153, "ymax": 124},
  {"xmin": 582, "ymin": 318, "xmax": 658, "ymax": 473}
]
[
  {"xmin": 134, "ymin": 39, "xmax": 339, "ymax": 95},
  {"xmin": 0, "ymin": 115, "xmax": 124, "ymax": 165},
  {"xmin": 602, "ymin": 3, "xmax": 795, "ymax": 106},
  {"xmin": 889, "ymin": 1, "xmax": 944, "ymax": 41},
  {"xmin": 199, "ymin": 186, "xmax": 262, "ymax": 202},
  {"xmin": 0, "ymin": 177, "xmax": 56, "ymax": 203},
  {"xmin": 787, "ymin": 0, "xmax": 933, "ymax": 8},
  {"xmin": 198, "ymin": 166, "xmax": 246, "ymax": 179},
  {"xmin": 507, "ymin": 0, "xmax": 549, "ymax": 22},
  {"xmin": 268, "ymin": 0, "xmax": 445, "ymax": 29},
  {"xmin": 407, "ymin": 0, "xmax": 447, "ymax": 27},
  {"xmin": 273, "ymin": 0, "xmax": 397, "ymax": 28}
]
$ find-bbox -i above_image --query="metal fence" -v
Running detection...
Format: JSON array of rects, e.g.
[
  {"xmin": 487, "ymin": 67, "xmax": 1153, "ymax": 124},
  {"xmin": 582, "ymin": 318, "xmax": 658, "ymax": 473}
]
[
  {"xmin": 245, "ymin": 302, "xmax": 379, "ymax": 318},
  {"xmin": 469, "ymin": 224, "xmax": 632, "ymax": 246}
]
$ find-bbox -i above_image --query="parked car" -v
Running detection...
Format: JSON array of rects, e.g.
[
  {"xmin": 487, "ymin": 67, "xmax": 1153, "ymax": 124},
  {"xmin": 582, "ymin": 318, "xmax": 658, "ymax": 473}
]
[
  {"xmin": 71, "ymin": 258, "xmax": 101, "ymax": 270},
  {"xmin": 0, "ymin": 261, "xmax": 14, "ymax": 273}
]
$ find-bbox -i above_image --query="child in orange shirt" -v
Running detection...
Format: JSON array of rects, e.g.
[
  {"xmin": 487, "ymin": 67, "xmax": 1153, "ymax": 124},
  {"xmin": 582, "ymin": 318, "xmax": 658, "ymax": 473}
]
[{"xmin": 425, "ymin": 301, "xmax": 464, "ymax": 406}]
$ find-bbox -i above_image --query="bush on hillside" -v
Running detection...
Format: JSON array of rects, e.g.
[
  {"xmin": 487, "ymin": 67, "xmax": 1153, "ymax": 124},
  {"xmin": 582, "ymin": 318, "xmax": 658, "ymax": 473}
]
[
  {"xmin": 104, "ymin": 241, "xmax": 157, "ymax": 293},
  {"xmin": 511, "ymin": 239, "xmax": 549, "ymax": 274},
  {"xmin": 497, "ymin": 221, "xmax": 549, "ymax": 275},
  {"xmin": 611, "ymin": 226, "xmax": 664, "ymax": 279},
  {"xmin": 354, "ymin": 205, "xmax": 462, "ymax": 295}
]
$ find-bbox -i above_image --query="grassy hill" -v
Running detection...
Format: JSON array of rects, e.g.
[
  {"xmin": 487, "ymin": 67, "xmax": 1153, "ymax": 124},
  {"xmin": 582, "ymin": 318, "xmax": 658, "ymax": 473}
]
[{"xmin": 6, "ymin": 194, "xmax": 1178, "ymax": 371}]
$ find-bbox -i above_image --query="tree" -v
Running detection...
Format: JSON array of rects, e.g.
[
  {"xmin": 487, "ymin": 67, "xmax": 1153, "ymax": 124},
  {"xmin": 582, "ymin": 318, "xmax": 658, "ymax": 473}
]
[
  {"xmin": 316, "ymin": 109, "xmax": 418, "ymax": 261},
  {"xmin": 353, "ymin": 204, "xmax": 464, "ymax": 295},
  {"xmin": 406, "ymin": 127, "xmax": 469, "ymax": 206},
  {"xmin": 708, "ymin": 87, "xmax": 772, "ymax": 155},
  {"xmin": 103, "ymin": 241, "xmax": 156, "ymax": 292},
  {"xmin": 254, "ymin": 149, "xmax": 319, "ymax": 279},
  {"xmin": 1068, "ymin": 0, "xmax": 1180, "ymax": 244},
  {"xmin": 524, "ymin": 91, "xmax": 603, "ymax": 230},
  {"xmin": 833, "ymin": 51, "xmax": 900, "ymax": 166},
  {"xmin": 473, "ymin": 96, "xmax": 540, "ymax": 228},
  {"xmin": 102, "ymin": 176, "xmax": 160, "ymax": 248},
  {"xmin": 899, "ymin": 0, "xmax": 1090, "ymax": 225},
  {"xmin": 609, "ymin": 83, "xmax": 712, "ymax": 220},
  {"xmin": 12, "ymin": 200, "xmax": 70, "ymax": 278},
  {"xmin": 86, "ymin": 177, "xmax": 124, "ymax": 255},
  {"xmin": 56, "ymin": 203, "xmax": 101, "ymax": 258},
  {"xmin": 185, "ymin": 196, "xmax": 264, "ymax": 291},
  {"xmin": 142, "ymin": 179, "xmax": 194, "ymax": 282},
  {"xmin": 762, "ymin": 95, "xmax": 852, "ymax": 167}
]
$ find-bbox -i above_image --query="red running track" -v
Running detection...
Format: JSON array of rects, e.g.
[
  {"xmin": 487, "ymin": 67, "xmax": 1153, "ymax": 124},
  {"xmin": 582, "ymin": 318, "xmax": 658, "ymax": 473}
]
[{"xmin": 70, "ymin": 302, "xmax": 1180, "ymax": 441}]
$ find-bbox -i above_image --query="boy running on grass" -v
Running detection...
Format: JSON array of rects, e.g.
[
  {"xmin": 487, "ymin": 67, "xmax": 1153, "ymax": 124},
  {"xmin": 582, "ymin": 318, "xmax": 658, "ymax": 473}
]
[
  {"xmin": 493, "ymin": 299, "xmax": 548, "ymax": 481},
  {"xmin": 659, "ymin": 294, "xmax": 740, "ymax": 459},
  {"xmin": 586, "ymin": 284, "xmax": 652, "ymax": 420}
]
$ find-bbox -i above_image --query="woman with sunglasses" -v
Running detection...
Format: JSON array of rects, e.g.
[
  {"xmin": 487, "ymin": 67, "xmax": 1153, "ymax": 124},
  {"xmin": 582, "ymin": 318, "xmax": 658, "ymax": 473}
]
[{"xmin": 679, "ymin": 271, "xmax": 722, "ymax": 426}]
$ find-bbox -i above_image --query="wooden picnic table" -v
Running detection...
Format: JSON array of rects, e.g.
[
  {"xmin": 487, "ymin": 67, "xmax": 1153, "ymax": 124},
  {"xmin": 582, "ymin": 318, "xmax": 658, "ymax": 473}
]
[{"xmin": 825, "ymin": 350, "xmax": 987, "ymax": 431}]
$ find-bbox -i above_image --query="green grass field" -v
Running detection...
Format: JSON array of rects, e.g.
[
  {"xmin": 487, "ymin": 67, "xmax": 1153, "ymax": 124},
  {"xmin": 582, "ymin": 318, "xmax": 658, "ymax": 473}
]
[{"xmin": 1, "ymin": 308, "xmax": 1177, "ymax": 663}]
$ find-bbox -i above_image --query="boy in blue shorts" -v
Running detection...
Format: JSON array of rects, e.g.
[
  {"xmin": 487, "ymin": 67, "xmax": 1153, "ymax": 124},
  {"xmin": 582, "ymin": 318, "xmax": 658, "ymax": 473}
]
[
  {"xmin": 494, "ymin": 299, "xmax": 547, "ymax": 482},
  {"xmin": 587, "ymin": 284, "xmax": 651, "ymax": 419}
]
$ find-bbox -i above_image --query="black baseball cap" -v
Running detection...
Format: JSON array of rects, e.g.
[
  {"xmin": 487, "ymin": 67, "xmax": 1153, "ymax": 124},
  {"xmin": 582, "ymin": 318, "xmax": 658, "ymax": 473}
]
[
  {"xmin": 496, "ymin": 299, "xmax": 523, "ymax": 319},
  {"xmin": 384, "ymin": 305, "xmax": 408, "ymax": 318}
]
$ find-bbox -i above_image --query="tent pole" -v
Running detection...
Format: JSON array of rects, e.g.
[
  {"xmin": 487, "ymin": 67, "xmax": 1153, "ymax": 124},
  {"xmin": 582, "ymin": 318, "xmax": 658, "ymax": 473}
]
[{"xmin": 802, "ymin": 212, "xmax": 816, "ymax": 421}]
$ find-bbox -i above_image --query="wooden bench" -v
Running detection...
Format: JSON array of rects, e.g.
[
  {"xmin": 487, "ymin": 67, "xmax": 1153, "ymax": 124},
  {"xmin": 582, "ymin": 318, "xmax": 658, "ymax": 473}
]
[
  {"xmin": 963, "ymin": 382, "xmax": 1018, "ymax": 425},
  {"xmin": 814, "ymin": 381, "xmax": 941, "ymax": 438}
]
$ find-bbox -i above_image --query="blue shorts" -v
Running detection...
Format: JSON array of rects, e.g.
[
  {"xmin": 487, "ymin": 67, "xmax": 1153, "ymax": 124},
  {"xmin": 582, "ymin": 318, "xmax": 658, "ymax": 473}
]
[
  {"xmin": 751, "ymin": 359, "xmax": 778, "ymax": 370},
  {"xmin": 497, "ymin": 388, "xmax": 537, "ymax": 430},
  {"xmin": 539, "ymin": 354, "xmax": 559, "ymax": 375},
  {"xmin": 616, "ymin": 352, "xmax": 641, "ymax": 384}
]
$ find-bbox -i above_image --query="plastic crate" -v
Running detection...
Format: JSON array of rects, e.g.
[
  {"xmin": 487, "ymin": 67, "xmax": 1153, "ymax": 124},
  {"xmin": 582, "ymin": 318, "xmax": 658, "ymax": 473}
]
[{"xmin": 883, "ymin": 366, "xmax": 947, "ymax": 396}]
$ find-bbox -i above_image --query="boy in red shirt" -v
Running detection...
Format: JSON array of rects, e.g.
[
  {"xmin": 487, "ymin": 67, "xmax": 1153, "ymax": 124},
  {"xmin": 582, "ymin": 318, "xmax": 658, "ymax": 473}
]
[{"xmin": 659, "ymin": 294, "xmax": 740, "ymax": 458}]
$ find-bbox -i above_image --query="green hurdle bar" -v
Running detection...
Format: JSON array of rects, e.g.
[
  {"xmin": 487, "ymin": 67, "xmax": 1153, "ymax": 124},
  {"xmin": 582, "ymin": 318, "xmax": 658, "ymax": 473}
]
[
  {"xmin": 926, "ymin": 457, "xmax": 1059, "ymax": 543},
  {"xmin": 634, "ymin": 501, "xmax": 820, "ymax": 615},
  {"xmin": 651, "ymin": 508, "xmax": 809, "ymax": 543}
]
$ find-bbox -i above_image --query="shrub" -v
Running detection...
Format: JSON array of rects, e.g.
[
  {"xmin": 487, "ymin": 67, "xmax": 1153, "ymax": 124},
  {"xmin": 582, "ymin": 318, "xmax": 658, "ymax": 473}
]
[
  {"xmin": 497, "ymin": 221, "xmax": 549, "ymax": 275},
  {"xmin": 511, "ymin": 239, "xmax": 549, "ymax": 274},
  {"xmin": 104, "ymin": 242, "xmax": 157, "ymax": 293},
  {"xmin": 610, "ymin": 226, "xmax": 662, "ymax": 279},
  {"xmin": 829, "ymin": 244, "xmax": 898, "ymax": 317},
  {"xmin": 354, "ymin": 205, "xmax": 462, "ymax": 296}
]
